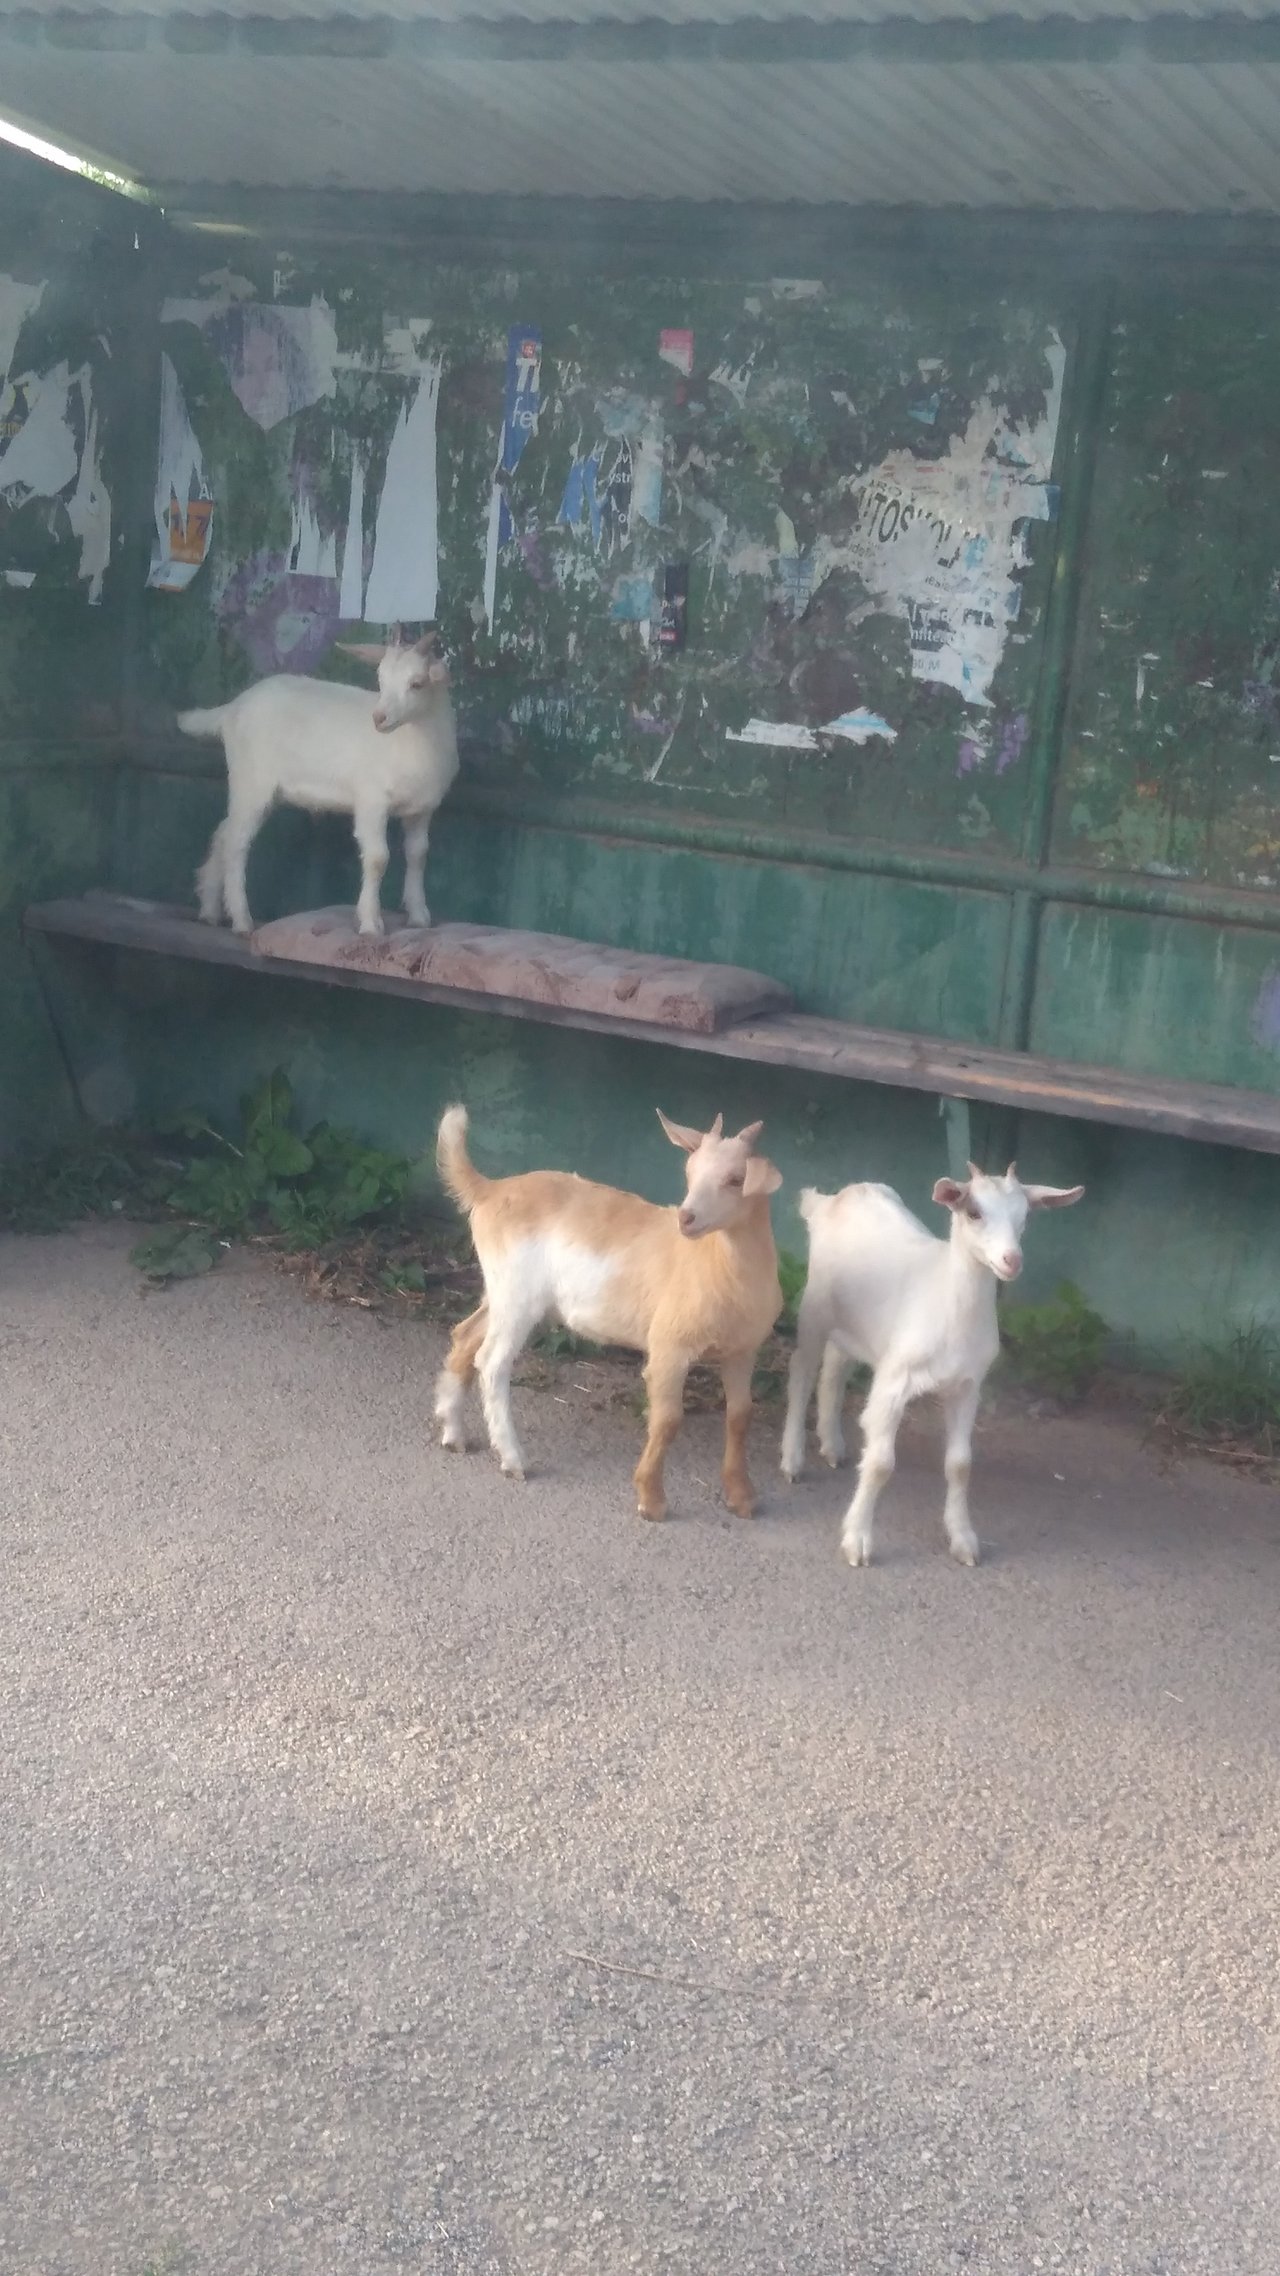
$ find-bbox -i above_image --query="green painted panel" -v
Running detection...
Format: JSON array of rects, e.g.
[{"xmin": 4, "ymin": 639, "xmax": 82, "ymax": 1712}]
[
  {"xmin": 1056, "ymin": 290, "xmax": 1280, "ymax": 895},
  {"xmin": 0, "ymin": 149, "xmax": 141, "ymax": 1144},
  {"xmin": 0, "ymin": 762, "xmax": 119, "ymax": 1148},
  {"xmin": 1030, "ymin": 902, "xmax": 1280, "ymax": 1094}
]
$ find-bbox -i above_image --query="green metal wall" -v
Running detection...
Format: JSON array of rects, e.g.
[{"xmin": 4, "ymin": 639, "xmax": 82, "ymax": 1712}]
[
  {"xmin": 5, "ymin": 167, "xmax": 1280, "ymax": 1355},
  {"xmin": 0, "ymin": 152, "xmax": 138, "ymax": 1148}
]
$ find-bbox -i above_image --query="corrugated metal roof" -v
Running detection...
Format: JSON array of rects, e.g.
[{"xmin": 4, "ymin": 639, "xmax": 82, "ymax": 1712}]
[
  {"xmin": 12, "ymin": 0, "xmax": 1280, "ymax": 20},
  {"xmin": 6, "ymin": 8, "xmax": 1280, "ymax": 208}
]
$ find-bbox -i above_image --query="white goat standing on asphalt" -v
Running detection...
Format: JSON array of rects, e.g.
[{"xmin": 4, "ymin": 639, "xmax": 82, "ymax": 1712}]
[
  {"xmin": 781, "ymin": 1161, "xmax": 1085, "ymax": 1567},
  {"xmin": 434, "ymin": 1103, "xmax": 783, "ymax": 1521},
  {"xmin": 179, "ymin": 625, "xmax": 459, "ymax": 937}
]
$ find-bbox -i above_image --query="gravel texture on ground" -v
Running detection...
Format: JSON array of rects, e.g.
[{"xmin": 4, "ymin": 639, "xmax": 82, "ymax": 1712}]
[{"xmin": 2, "ymin": 1222, "xmax": 1278, "ymax": 2276}]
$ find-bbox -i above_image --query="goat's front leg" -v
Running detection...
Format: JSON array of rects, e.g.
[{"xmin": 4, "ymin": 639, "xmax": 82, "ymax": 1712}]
[
  {"xmin": 719, "ymin": 1350, "xmax": 758, "ymax": 1517},
  {"xmin": 402, "ymin": 811, "xmax": 432, "ymax": 928},
  {"xmin": 434, "ymin": 1301, "xmax": 488, "ymax": 1452},
  {"xmin": 353, "ymin": 802, "xmax": 390, "ymax": 937},
  {"xmin": 840, "ymin": 1367, "xmax": 910, "ymax": 1569},
  {"xmin": 634, "ymin": 1350, "xmax": 690, "ymax": 1521},
  {"xmin": 940, "ymin": 1382, "xmax": 981, "ymax": 1567},
  {"xmin": 780, "ymin": 1304, "xmax": 827, "ymax": 1481}
]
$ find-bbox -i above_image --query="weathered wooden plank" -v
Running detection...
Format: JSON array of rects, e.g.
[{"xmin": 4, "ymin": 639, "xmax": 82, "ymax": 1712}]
[
  {"xmin": 251, "ymin": 905, "xmax": 792, "ymax": 1034},
  {"xmin": 23, "ymin": 894, "xmax": 1280, "ymax": 1156}
]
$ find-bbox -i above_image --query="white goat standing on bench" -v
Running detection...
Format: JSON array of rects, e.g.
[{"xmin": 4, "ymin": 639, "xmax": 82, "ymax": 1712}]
[
  {"xmin": 179, "ymin": 625, "xmax": 459, "ymax": 937},
  {"xmin": 781, "ymin": 1161, "xmax": 1085, "ymax": 1567}
]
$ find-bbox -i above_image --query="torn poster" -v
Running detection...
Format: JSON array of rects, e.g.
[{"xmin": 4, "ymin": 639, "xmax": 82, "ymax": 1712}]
[
  {"xmin": 482, "ymin": 324, "xmax": 541, "ymax": 627},
  {"xmin": 632, "ymin": 420, "xmax": 664, "ymax": 527},
  {"xmin": 602, "ymin": 439, "xmax": 632, "ymax": 551},
  {"xmin": 709, "ymin": 355, "xmax": 754, "ymax": 408},
  {"xmin": 289, "ymin": 485, "xmax": 337, "ymax": 582},
  {"xmin": 0, "ymin": 347, "xmax": 114, "ymax": 604},
  {"xmin": 337, "ymin": 451, "xmax": 366, "ymax": 621},
  {"xmin": 659, "ymin": 329, "xmax": 694, "ymax": 377},
  {"xmin": 610, "ymin": 572, "xmax": 654, "ymax": 622},
  {"xmin": 362, "ymin": 358, "xmax": 442, "ymax": 626},
  {"xmin": 726, "ymin": 711, "xmax": 897, "ymax": 750},
  {"xmin": 557, "ymin": 446, "xmax": 604, "ymax": 548},
  {"xmin": 812, "ymin": 331, "xmax": 1067, "ymax": 706},
  {"xmin": 148, "ymin": 353, "xmax": 213, "ymax": 592},
  {"xmin": 65, "ymin": 373, "xmax": 111, "ymax": 604},
  {"xmin": 161, "ymin": 295, "xmax": 339, "ymax": 432},
  {"xmin": 0, "ymin": 273, "xmax": 44, "ymax": 392}
]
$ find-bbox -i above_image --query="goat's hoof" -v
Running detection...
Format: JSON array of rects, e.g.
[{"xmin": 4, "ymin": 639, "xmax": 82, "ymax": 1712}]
[
  {"xmin": 439, "ymin": 1429, "xmax": 466, "ymax": 1453},
  {"xmin": 820, "ymin": 1445, "xmax": 846, "ymax": 1470},
  {"xmin": 780, "ymin": 1459, "xmax": 803, "ymax": 1484},
  {"xmin": 723, "ymin": 1484, "xmax": 755, "ymax": 1520},
  {"xmin": 950, "ymin": 1538, "xmax": 980, "ymax": 1568},
  {"xmin": 841, "ymin": 1536, "xmax": 872, "ymax": 1568},
  {"xmin": 405, "ymin": 909, "xmax": 431, "ymax": 929},
  {"xmin": 636, "ymin": 1501, "xmax": 667, "ymax": 1522},
  {"xmin": 231, "ymin": 920, "xmax": 253, "ymax": 938},
  {"xmin": 500, "ymin": 1459, "xmax": 526, "ymax": 1481}
]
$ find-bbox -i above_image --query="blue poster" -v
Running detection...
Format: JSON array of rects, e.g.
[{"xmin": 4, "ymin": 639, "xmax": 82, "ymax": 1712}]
[{"xmin": 497, "ymin": 326, "xmax": 542, "ymax": 544}]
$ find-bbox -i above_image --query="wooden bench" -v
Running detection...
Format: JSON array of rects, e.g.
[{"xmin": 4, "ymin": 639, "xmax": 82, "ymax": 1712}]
[{"xmin": 24, "ymin": 892, "xmax": 1280, "ymax": 1158}]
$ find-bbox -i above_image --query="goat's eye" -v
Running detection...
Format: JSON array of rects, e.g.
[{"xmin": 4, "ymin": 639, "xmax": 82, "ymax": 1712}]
[
  {"xmin": 728, "ymin": 1173, "xmax": 746, "ymax": 1189},
  {"xmin": 964, "ymin": 1200, "xmax": 983, "ymax": 1222},
  {"xmin": 409, "ymin": 675, "xmax": 427, "ymax": 690}
]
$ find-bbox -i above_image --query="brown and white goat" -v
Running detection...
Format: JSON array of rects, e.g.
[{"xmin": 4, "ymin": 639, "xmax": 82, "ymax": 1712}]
[{"xmin": 434, "ymin": 1104, "xmax": 783, "ymax": 1519}]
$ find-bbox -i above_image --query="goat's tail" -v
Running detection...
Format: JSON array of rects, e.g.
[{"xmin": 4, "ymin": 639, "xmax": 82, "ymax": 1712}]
[
  {"xmin": 436, "ymin": 1103, "xmax": 490, "ymax": 1216},
  {"xmin": 176, "ymin": 703, "xmax": 232, "ymax": 741}
]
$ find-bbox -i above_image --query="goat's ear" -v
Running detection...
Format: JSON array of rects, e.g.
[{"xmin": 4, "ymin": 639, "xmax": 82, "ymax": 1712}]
[
  {"xmin": 426, "ymin": 657, "xmax": 450, "ymax": 684},
  {"xmin": 744, "ymin": 1155, "xmax": 782, "ymax": 1198},
  {"xmin": 336, "ymin": 641, "xmax": 386, "ymax": 668},
  {"xmin": 735, "ymin": 1119, "xmax": 763, "ymax": 1149},
  {"xmin": 933, "ymin": 1177, "xmax": 968, "ymax": 1211},
  {"xmin": 414, "ymin": 626, "xmax": 440, "ymax": 654},
  {"xmin": 1023, "ymin": 1182, "xmax": 1086, "ymax": 1210},
  {"xmin": 387, "ymin": 621, "xmax": 404, "ymax": 648},
  {"xmin": 657, "ymin": 1109, "xmax": 704, "ymax": 1153}
]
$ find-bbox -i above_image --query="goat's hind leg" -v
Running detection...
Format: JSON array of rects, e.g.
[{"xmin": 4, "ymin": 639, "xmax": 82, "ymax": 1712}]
[
  {"xmin": 195, "ymin": 818, "xmax": 229, "ymax": 926},
  {"xmin": 220, "ymin": 785, "xmax": 275, "ymax": 935},
  {"xmin": 840, "ymin": 1368, "xmax": 909, "ymax": 1569},
  {"xmin": 780, "ymin": 1304, "xmax": 827, "ymax": 1481},
  {"xmin": 817, "ymin": 1343, "xmax": 856, "ymax": 1470},
  {"xmin": 435, "ymin": 1301, "xmax": 488, "ymax": 1452},
  {"xmin": 476, "ymin": 1293, "xmax": 545, "ymax": 1481}
]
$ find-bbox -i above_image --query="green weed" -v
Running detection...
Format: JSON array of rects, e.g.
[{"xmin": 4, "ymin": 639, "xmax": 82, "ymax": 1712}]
[
  {"xmin": 776, "ymin": 1247, "xmax": 806, "ymax": 1333},
  {"xmin": 1162, "ymin": 1320, "xmax": 1280, "ymax": 1464},
  {"xmin": 1000, "ymin": 1280, "xmax": 1109, "ymax": 1403},
  {"xmin": 163, "ymin": 1071, "xmax": 413, "ymax": 1251},
  {"xmin": 0, "ymin": 1131, "xmax": 173, "ymax": 1235}
]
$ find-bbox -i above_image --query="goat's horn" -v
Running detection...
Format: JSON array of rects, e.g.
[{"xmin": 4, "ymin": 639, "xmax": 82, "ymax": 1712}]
[
  {"xmin": 708, "ymin": 1112, "xmax": 723, "ymax": 1141},
  {"xmin": 1005, "ymin": 1159, "xmax": 1018, "ymax": 1180},
  {"xmin": 388, "ymin": 621, "xmax": 404, "ymax": 647},
  {"xmin": 966, "ymin": 1159, "xmax": 982, "ymax": 1181}
]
